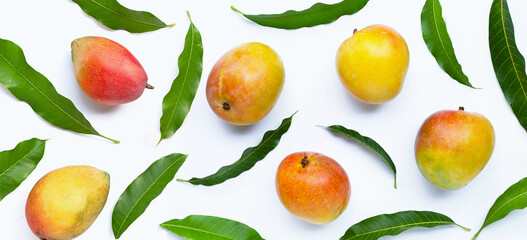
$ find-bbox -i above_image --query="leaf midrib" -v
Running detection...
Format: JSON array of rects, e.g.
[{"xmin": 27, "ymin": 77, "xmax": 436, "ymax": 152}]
[
  {"xmin": 431, "ymin": 0, "xmax": 465, "ymax": 80},
  {"xmin": 0, "ymin": 51, "xmax": 97, "ymax": 136},
  {"xmin": 115, "ymin": 156, "xmax": 185, "ymax": 236},
  {"xmin": 248, "ymin": 0, "xmax": 361, "ymax": 20},
  {"xmin": 330, "ymin": 126, "xmax": 395, "ymax": 171},
  {"xmin": 86, "ymin": 0, "xmax": 167, "ymax": 28},
  {"xmin": 498, "ymin": 0, "xmax": 526, "ymax": 102},
  {"xmin": 483, "ymin": 190, "xmax": 527, "ymax": 227},
  {"xmin": 161, "ymin": 24, "xmax": 197, "ymax": 139},
  {"xmin": 0, "ymin": 140, "xmax": 44, "ymax": 180},
  {"xmin": 189, "ymin": 118, "xmax": 290, "ymax": 183},
  {"xmin": 162, "ymin": 223, "xmax": 237, "ymax": 240},
  {"xmin": 344, "ymin": 220, "xmax": 453, "ymax": 240}
]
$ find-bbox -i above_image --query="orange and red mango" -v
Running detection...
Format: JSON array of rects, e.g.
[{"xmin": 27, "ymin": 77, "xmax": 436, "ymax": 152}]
[
  {"xmin": 71, "ymin": 36, "xmax": 149, "ymax": 105},
  {"xmin": 206, "ymin": 42, "xmax": 284, "ymax": 125},
  {"xmin": 26, "ymin": 165, "xmax": 110, "ymax": 240},
  {"xmin": 336, "ymin": 24, "xmax": 409, "ymax": 104},
  {"xmin": 276, "ymin": 152, "xmax": 350, "ymax": 224},
  {"xmin": 415, "ymin": 108, "xmax": 495, "ymax": 190}
]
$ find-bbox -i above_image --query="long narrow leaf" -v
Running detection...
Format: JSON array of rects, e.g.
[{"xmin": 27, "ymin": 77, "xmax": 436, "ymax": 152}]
[
  {"xmin": 112, "ymin": 153, "xmax": 187, "ymax": 239},
  {"xmin": 231, "ymin": 0, "xmax": 369, "ymax": 30},
  {"xmin": 0, "ymin": 38, "xmax": 118, "ymax": 143},
  {"xmin": 159, "ymin": 12, "xmax": 203, "ymax": 144},
  {"xmin": 489, "ymin": 0, "xmax": 527, "ymax": 132},
  {"xmin": 179, "ymin": 113, "xmax": 294, "ymax": 186},
  {"xmin": 421, "ymin": 0, "xmax": 473, "ymax": 88},
  {"xmin": 324, "ymin": 125, "xmax": 397, "ymax": 188},
  {"xmin": 473, "ymin": 177, "xmax": 527, "ymax": 239},
  {"xmin": 340, "ymin": 210, "xmax": 469, "ymax": 240},
  {"xmin": 0, "ymin": 138, "xmax": 46, "ymax": 201},
  {"xmin": 161, "ymin": 215, "xmax": 265, "ymax": 240},
  {"xmin": 71, "ymin": 0, "xmax": 173, "ymax": 33}
]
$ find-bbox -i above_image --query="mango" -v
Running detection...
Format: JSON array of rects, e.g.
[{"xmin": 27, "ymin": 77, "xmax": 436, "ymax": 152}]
[
  {"xmin": 206, "ymin": 42, "xmax": 285, "ymax": 125},
  {"xmin": 415, "ymin": 107, "xmax": 495, "ymax": 190},
  {"xmin": 71, "ymin": 36, "xmax": 151, "ymax": 105},
  {"xmin": 276, "ymin": 152, "xmax": 350, "ymax": 224},
  {"xmin": 26, "ymin": 165, "xmax": 110, "ymax": 240},
  {"xmin": 336, "ymin": 25, "xmax": 409, "ymax": 104}
]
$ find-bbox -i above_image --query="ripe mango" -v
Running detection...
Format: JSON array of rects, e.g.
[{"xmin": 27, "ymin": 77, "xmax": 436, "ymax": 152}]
[
  {"xmin": 336, "ymin": 25, "xmax": 409, "ymax": 104},
  {"xmin": 206, "ymin": 42, "xmax": 285, "ymax": 125},
  {"xmin": 26, "ymin": 165, "xmax": 110, "ymax": 240},
  {"xmin": 276, "ymin": 152, "xmax": 350, "ymax": 224},
  {"xmin": 71, "ymin": 36, "xmax": 151, "ymax": 105},
  {"xmin": 415, "ymin": 108, "xmax": 495, "ymax": 190}
]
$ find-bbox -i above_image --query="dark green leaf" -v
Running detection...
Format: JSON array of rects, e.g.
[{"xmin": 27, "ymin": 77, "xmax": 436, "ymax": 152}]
[
  {"xmin": 340, "ymin": 210, "xmax": 469, "ymax": 240},
  {"xmin": 324, "ymin": 125, "xmax": 397, "ymax": 188},
  {"xmin": 179, "ymin": 113, "xmax": 295, "ymax": 186},
  {"xmin": 473, "ymin": 177, "xmax": 527, "ymax": 239},
  {"xmin": 0, "ymin": 38, "xmax": 118, "ymax": 143},
  {"xmin": 0, "ymin": 138, "xmax": 46, "ymax": 201},
  {"xmin": 159, "ymin": 12, "xmax": 203, "ymax": 144},
  {"xmin": 421, "ymin": 0, "xmax": 473, "ymax": 88},
  {"xmin": 161, "ymin": 215, "xmax": 265, "ymax": 240},
  {"xmin": 112, "ymin": 153, "xmax": 187, "ymax": 239},
  {"xmin": 489, "ymin": 0, "xmax": 527, "ymax": 133},
  {"xmin": 231, "ymin": 0, "xmax": 369, "ymax": 30},
  {"xmin": 71, "ymin": 0, "xmax": 173, "ymax": 33}
]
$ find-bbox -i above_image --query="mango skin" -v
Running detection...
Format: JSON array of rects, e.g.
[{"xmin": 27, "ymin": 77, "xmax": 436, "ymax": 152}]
[
  {"xmin": 276, "ymin": 152, "xmax": 350, "ymax": 224},
  {"xmin": 336, "ymin": 25, "xmax": 409, "ymax": 104},
  {"xmin": 71, "ymin": 36, "xmax": 148, "ymax": 105},
  {"xmin": 26, "ymin": 165, "xmax": 110, "ymax": 240},
  {"xmin": 415, "ymin": 108, "xmax": 495, "ymax": 190},
  {"xmin": 206, "ymin": 42, "xmax": 285, "ymax": 125}
]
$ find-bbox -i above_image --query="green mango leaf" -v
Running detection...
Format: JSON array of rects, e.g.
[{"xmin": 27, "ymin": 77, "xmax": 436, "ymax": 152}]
[
  {"xmin": 324, "ymin": 125, "xmax": 397, "ymax": 188},
  {"xmin": 0, "ymin": 138, "xmax": 46, "ymax": 201},
  {"xmin": 71, "ymin": 0, "xmax": 173, "ymax": 33},
  {"xmin": 231, "ymin": 0, "xmax": 369, "ymax": 30},
  {"xmin": 179, "ymin": 113, "xmax": 295, "ymax": 186},
  {"xmin": 112, "ymin": 153, "xmax": 187, "ymax": 239},
  {"xmin": 0, "ymin": 38, "xmax": 118, "ymax": 143},
  {"xmin": 161, "ymin": 215, "xmax": 265, "ymax": 240},
  {"xmin": 421, "ymin": 0, "xmax": 473, "ymax": 88},
  {"xmin": 489, "ymin": 0, "xmax": 527, "ymax": 133},
  {"xmin": 340, "ymin": 210, "xmax": 469, "ymax": 240},
  {"xmin": 159, "ymin": 12, "xmax": 203, "ymax": 144},
  {"xmin": 473, "ymin": 177, "xmax": 527, "ymax": 239}
]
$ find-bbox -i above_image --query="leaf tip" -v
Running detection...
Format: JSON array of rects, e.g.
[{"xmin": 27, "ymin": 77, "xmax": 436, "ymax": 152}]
[
  {"xmin": 230, "ymin": 5, "xmax": 244, "ymax": 15},
  {"xmin": 101, "ymin": 135, "xmax": 120, "ymax": 144},
  {"xmin": 176, "ymin": 178, "xmax": 189, "ymax": 183}
]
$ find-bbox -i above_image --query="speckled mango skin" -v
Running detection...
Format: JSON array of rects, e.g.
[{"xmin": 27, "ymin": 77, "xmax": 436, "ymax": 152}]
[
  {"xmin": 26, "ymin": 165, "xmax": 110, "ymax": 240},
  {"xmin": 206, "ymin": 42, "xmax": 284, "ymax": 125},
  {"xmin": 336, "ymin": 24, "xmax": 409, "ymax": 104},
  {"xmin": 276, "ymin": 152, "xmax": 350, "ymax": 224},
  {"xmin": 72, "ymin": 36, "xmax": 148, "ymax": 105},
  {"xmin": 415, "ymin": 109, "xmax": 495, "ymax": 190}
]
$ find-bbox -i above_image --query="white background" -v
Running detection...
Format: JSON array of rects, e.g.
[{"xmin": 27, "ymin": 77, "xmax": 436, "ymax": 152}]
[{"xmin": 0, "ymin": 0, "xmax": 526, "ymax": 239}]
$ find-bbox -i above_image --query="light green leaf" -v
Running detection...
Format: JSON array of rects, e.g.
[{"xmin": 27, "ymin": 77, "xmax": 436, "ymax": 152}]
[
  {"xmin": 0, "ymin": 138, "xmax": 46, "ymax": 201},
  {"xmin": 161, "ymin": 215, "xmax": 265, "ymax": 240},
  {"xmin": 421, "ymin": 0, "xmax": 473, "ymax": 88},
  {"xmin": 159, "ymin": 12, "xmax": 203, "ymax": 144},
  {"xmin": 112, "ymin": 153, "xmax": 187, "ymax": 239},
  {"xmin": 231, "ymin": 0, "xmax": 369, "ymax": 30},
  {"xmin": 489, "ymin": 0, "xmax": 527, "ymax": 132},
  {"xmin": 0, "ymin": 38, "xmax": 118, "ymax": 143},
  {"xmin": 324, "ymin": 125, "xmax": 397, "ymax": 188},
  {"xmin": 179, "ymin": 113, "xmax": 294, "ymax": 186},
  {"xmin": 340, "ymin": 210, "xmax": 469, "ymax": 240},
  {"xmin": 71, "ymin": 0, "xmax": 173, "ymax": 33},
  {"xmin": 473, "ymin": 177, "xmax": 527, "ymax": 239}
]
